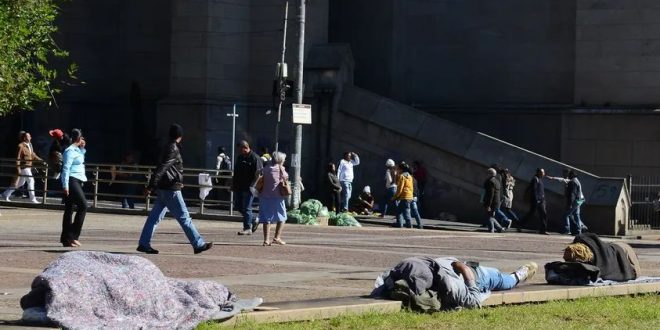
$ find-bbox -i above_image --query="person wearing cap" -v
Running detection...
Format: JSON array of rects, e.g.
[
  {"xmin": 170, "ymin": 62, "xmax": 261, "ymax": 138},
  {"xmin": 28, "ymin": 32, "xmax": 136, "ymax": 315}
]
[
  {"xmin": 60, "ymin": 128, "xmax": 88, "ymax": 247},
  {"xmin": 380, "ymin": 159, "xmax": 398, "ymax": 218},
  {"xmin": 2, "ymin": 131, "xmax": 43, "ymax": 203},
  {"xmin": 47, "ymin": 129, "xmax": 70, "ymax": 180},
  {"xmin": 136, "ymin": 124, "xmax": 213, "ymax": 254},
  {"xmin": 351, "ymin": 185, "xmax": 375, "ymax": 215}
]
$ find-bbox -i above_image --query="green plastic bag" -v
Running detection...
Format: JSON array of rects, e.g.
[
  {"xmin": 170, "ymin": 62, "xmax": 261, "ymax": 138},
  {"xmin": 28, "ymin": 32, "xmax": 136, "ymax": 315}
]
[
  {"xmin": 318, "ymin": 206, "xmax": 330, "ymax": 217},
  {"xmin": 287, "ymin": 209, "xmax": 318, "ymax": 225},
  {"xmin": 329, "ymin": 212, "xmax": 362, "ymax": 227},
  {"xmin": 299, "ymin": 199, "xmax": 323, "ymax": 217}
]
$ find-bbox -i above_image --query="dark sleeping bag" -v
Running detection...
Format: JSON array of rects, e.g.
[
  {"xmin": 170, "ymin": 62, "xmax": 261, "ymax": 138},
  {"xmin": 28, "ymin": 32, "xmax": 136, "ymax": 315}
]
[{"xmin": 573, "ymin": 233, "xmax": 638, "ymax": 281}]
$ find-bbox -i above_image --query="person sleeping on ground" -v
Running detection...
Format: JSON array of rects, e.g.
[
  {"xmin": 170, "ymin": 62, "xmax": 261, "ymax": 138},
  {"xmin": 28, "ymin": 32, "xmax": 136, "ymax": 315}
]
[
  {"xmin": 545, "ymin": 233, "xmax": 640, "ymax": 285},
  {"xmin": 372, "ymin": 256, "xmax": 537, "ymax": 311}
]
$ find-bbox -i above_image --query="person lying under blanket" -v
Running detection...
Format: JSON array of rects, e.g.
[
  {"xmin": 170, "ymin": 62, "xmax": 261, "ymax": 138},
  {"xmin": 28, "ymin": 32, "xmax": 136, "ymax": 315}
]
[
  {"xmin": 372, "ymin": 256, "xmax": 537, "ymax": 311},
  {"xmin": 545, "ymin": 233, "xmax": 641, "ymax": 285}
]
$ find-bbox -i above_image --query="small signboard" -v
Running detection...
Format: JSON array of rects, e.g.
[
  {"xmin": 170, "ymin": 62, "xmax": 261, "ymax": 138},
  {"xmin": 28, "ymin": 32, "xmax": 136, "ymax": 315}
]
[{"xmin": 292, "ymin": 103, "xmax": 312, "ymax": 124}]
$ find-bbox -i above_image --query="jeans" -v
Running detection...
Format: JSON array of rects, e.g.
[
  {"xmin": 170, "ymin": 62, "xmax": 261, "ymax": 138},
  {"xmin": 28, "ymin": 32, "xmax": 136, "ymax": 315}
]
[
  {"xmin": 340, "ymin": 181, "xmax": 352, "ymax": 212},
  {"xmin": 234, "ymin": 190, "xmax": 255, "ymax": 230},
  {"xmin": 411, "ymin": 199, "xmax": 423, "ymax": 228},
  {"xmin": 476, "ymin": 266, "xmax": 518, "ymax": 292},
  {"xmin": 502, "ymin": 207, "xmax": 519, "ymax": 222},
  {"xmin": 382, "ymin": 186, "xmax": 398, "ymax": 216},
  {"xmin": 485, "ymin": 209, "xmax": 503, "ymax": 232},
  {"xmin": 138, "ymin": 190, "xmax": 205, "ymax": 249},
  {"xmin": 396, "ymin": 200, "xmax": 413, "ymax": 227},
  {"xmin": 564, "ymin": 202, "xmax": 584, "ymax": 234},
  {"xmin": 61, "ymin": 178, "xmax": 87, "ymax": 243}
]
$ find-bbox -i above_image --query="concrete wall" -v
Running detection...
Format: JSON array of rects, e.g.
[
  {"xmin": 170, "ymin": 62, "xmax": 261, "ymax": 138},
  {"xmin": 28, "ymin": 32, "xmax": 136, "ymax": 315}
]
[
  {"xmin": 329, "ymin": 85, "xmax": 628, "ymax": 235},
  {"xmin": 575, "ymin": 0, "xmax": 660, "ymax": 105},
  {"xmin": 330, "ymin": 0, "xmax": 577, "ymax": 106}
]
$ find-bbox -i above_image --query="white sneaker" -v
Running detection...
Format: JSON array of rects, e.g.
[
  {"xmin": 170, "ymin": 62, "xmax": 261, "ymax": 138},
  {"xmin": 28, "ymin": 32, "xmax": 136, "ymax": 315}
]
[
  {"xmin": 30, "ymin": 199, "xmax": 39, "ymax": 204},
  {"xmin": 513, "ymin": 262, "xmax": 538, "ymax": 283},
  {"xmin": 3, "ymin": 195, "xmax": 9, "ymax": 202}
]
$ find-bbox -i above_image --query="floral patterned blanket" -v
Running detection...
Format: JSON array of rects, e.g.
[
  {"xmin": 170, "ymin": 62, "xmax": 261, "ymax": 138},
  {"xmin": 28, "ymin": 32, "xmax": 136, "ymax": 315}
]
[{"xmin": 20, "ymin": 251, "xmax": 261, "ymax": 329}]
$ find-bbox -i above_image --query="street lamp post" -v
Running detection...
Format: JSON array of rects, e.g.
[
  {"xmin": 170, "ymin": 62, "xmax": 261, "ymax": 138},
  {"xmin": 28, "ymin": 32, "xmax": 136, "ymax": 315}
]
[
  {"xmin": 291, "ymin": 0, "xmax": 306, "ymax": 209},
  {"xmin": 226, "ymin": 104, "xmax": 238, "ymax": 215}
]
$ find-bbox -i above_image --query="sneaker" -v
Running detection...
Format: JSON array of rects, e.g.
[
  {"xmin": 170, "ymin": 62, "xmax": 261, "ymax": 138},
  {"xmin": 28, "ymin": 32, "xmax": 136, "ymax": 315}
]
[
  {"xmin": 136, "ymin": 245, "xmax": 159, "ymax": 254},
  {"xmin": 506, "ymin": 219, "xmax": 513, "ymax": 229},
  {"xmin": 3, "ymin": 195, "xmax": 9, "ymax": 202},
  {"xmin": 194, "ymin": 242, "xmax": 214, "ymax": 254},
  {"xmin": 251, "ymin": 219, "xmax": 260, "ymax": 233},
  {"xmin": 237, "ymin": 230, "xmax": 252, "ymax": 236},
  {"xmin": 513, "ymin": 262, "xmax": 538, "ymax": 283},
  {"xmin": 30, "ymin": 199, "xmax": 39, "ymax": 204}
]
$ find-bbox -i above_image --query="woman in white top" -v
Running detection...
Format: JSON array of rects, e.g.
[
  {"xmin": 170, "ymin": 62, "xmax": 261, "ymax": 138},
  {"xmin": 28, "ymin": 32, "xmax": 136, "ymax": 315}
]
[{"xmin": 381, "ymin": 159, "xmax": 398, "ymax": 217}]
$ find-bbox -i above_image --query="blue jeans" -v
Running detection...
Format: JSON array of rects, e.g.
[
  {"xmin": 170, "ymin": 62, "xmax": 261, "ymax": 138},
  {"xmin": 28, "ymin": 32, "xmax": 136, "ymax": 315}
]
[
  {"xmin": 502, "ymin": 207, "xmax": 519, "ymax": 222},
  {"xmin": 396, "ymin": 200, "xmax": 413, "ymax": 227},
  {"xmin": 138, "ymin": 190, "xmax": 205, "ymax": 249},
  {"xmin": 476, "ymin": 266, "xmax": 518, "ymax": 292},
  {"xmin": 495, "ymin": 208, "xmax": 512, "ymax": 227},
  {"xmin": 411, "ymin": 199, "xmax": 423, "ymax": 228},
  {"xmin": 564, "ymin": 202, "xmax": 584, "ymax": 234},
  {"xmin": 234, "ymin": 190, "xmax": 255, "ymax": 230},
  {"xmin": 340, "ymin": 181, "xmax": 352, "ymax": 211},
  {"xmin": 382, "ymin": 186, "xmax": 398, "ymax": 216}
]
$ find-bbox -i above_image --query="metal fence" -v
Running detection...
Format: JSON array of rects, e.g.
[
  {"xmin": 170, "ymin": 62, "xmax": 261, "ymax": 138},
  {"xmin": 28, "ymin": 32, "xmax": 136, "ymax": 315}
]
[
  {"xmin": 628, "ymin": 175, "xmax": 660, "ymax": 231},
  {"xmin": 0, "ymin": 157, "xmax": 235, "ymax": 216}
]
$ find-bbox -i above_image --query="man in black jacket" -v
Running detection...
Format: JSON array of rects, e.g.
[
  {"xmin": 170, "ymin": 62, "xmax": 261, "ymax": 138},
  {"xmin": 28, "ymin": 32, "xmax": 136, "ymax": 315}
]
[
  {"xmin": 136, "ymin": 124, "xmax": 213, "ymax": 254},
  {"xmin": 520, "ymin": 168, "xmax": 549, "ymax": 235},
  {"xmin": 232, "ymin": 140, "xmax": 263, "ymax": 235},
  {"xmin": 483, "ymin": 168, "xmax": 507, "ymax": 233}
]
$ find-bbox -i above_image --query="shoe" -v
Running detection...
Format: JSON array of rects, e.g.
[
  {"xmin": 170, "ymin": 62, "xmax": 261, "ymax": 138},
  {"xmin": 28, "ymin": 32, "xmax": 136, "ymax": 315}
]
[
  {"xmin": 194, "ymin": 242, "xmax": 214, "ymax": 254},
  {"xmin": 136, "ymin": 245, "xmax": 159, "ymax": 254},
  {"xmin": 539, "ymin": 231, "xmax": 550, "ymax": 235},
  {"xmin": 272, "ymin": 238, "xmax": 286, "ymax": 245},
  {"xmin": 251, "ymin": 220, "xmax": 260, "ymax": 233},
  {"xmin": 71, "ymin": 240, "xmax": 81, "ymax": 247},
  {"xmin": 496, "ymin": 227, "xmax": 505, "ymax": 233},
  {"xmin": 237, "ymin": 230, "xmax": 252, "ymax": 236},
  {"xmin": 561, "ymin": 231, "xmax": 572, "ymax": 235},
  {"xmin": 513, "ymin": 262, "xmax": 538, "ymax": 283},
  {"xmin": 506, "ymin": 219, "xmax": 513, "ymax": 229},
  {"xmin": 262, "ymin": 241, "xmax": 271, "ymax": 246},
  {"xmin": 3, "ymin": 195, "xmax": 9, "ymax": 202},
  {"xmin": 30, "ymin": 199, "xmax": 39, "ymax": 204}
]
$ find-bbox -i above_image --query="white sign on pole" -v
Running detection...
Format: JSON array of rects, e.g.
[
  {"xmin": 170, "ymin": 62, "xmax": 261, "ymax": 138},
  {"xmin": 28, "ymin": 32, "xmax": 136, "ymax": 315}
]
[{"xmin": 292, "ymin": 103, "xmax": 312, "ymax": 124}]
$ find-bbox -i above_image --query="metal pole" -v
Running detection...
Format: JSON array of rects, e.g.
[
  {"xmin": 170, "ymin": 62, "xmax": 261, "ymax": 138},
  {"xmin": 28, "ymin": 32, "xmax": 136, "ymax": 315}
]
[
  {"xmin": 275, "ymin": 0, "xmax": 289, "ymax": 153},
  {"xmin": 228, "ymin": 104, "xmax": 238, "ymax": 216},
  {"xmin": 291, "ymin": 0, "xmax": 305, "ymax": 209}
]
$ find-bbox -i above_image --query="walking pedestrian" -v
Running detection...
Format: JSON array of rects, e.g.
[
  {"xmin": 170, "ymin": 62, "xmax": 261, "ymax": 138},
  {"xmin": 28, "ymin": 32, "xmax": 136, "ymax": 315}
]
[
  {"xmin": 547, "ymin": 169, "xmax": 588, "ymax": 234},
  {"xmin": 337, "ymin": 151, "xmax": 360, "ymax": 212},
  {"xmin": 2, "ymin": 131, "xmax": 43, "ymax": 203},
  {"xmin": 232, "ymin": 140, "xmax": 263, "ymax": 235},
  {"xmin": 483, "ymin": 168, "xmax": 508, "ymax": 233},
  {"xmin": 519, "ymin": 168, "xmax": 549, "ymax": 235},
  {"xmin": 410, "ymin": 176, "xmax": 423, "ymax": 229},
  {"xmin": 393, "ymin": 162, "xmax": 414, "ymax": 228},
  {"xmin": 136, "ymin": 124, "xmax": 213, "ymax": 254},
  {"xmin": 501, "ymin": 168, "xmax": 520, "ymax": 223},
  {"xmin": 257, "ymin": 151, "xmax": 289, "ymax": 246},
  {"xmin": 60, "ymin": 129, "xmax": 88, "ymax": 247},
  {"xmin": 380, "ymin": 159, "xmax": 398, "ymax": 217},
  {"xmin": 214, "ymin": 146, "xmax": 232, "ymax": 201},
  {"xmin": 324, "ymin": 163, "xmax": 341, "ymax": 212},
  {"xmin": 47, "ymin": 129, "xmax": 70, "ymax": 180}
]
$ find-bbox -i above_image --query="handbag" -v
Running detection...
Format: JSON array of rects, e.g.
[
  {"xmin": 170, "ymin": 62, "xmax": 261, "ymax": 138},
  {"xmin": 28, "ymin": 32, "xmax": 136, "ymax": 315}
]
[
  {"xmin": 255, "ymin": 175, "xmax": 265, "ymax": 192},
  {"xmin": 278, "ymin": 165, "xmax": 292, "ymax": 196}
]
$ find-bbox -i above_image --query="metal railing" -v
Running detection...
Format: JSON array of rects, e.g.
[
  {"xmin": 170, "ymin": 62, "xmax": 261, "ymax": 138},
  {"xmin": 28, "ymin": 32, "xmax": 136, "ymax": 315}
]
[
  {"xmin": 0, "ymin": 157, "xmax": 235, "ymax": 216},
  {"xmin": 628, "ymin": 175, "xmax": 660, "ymax": 231}
]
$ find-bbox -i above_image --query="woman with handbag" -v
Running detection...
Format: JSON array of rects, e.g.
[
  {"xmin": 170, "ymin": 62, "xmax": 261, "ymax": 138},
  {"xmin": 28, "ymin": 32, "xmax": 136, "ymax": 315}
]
[{"xmin": 258, "ymin": 151, "xmax": 290, "ymax": 246}]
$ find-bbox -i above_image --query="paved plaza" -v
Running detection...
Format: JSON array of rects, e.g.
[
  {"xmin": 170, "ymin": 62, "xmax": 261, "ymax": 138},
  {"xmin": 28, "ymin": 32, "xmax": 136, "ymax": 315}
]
[{"xmin": 0, "ymin": 206, "xmax": 659, "ymax": 325}]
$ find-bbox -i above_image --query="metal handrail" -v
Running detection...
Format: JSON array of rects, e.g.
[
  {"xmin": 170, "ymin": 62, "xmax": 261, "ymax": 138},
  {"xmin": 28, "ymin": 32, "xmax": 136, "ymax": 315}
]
[{"xmin": 0, "ymin": 157, "xmax": 235, "ymax": 216}]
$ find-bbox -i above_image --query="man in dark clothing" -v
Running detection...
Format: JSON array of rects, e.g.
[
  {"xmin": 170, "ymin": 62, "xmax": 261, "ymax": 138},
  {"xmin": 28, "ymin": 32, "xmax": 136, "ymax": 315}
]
[
  {"xmin": 232, "ymin": 140, "xmax": 263, "ymax": 235},
  {"xmin": 483, "ymin": 168, "xmax": 507, "ymax": 232},
  {"xmin": 520, "ymin": 168, "xmax": 549, "ymax": 235},
  {"xmin": 137, "ymin": 124, "xmax": 213, "ymax": 254}
]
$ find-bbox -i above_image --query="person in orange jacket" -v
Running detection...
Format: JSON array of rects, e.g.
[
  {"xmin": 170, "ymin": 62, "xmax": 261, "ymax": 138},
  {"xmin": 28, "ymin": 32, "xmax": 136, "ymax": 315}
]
[{"xmin": 393, "ymin": 162, "xmax": 414, "ymax": 228}]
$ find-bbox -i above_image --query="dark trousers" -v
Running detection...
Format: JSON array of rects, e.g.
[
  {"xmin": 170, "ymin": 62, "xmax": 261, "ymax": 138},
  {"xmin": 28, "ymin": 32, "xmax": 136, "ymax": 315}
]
[
  {"xmin": 523, "ymin": 200, "xmax": 547, "ymax": 232},
  {"xmin": 61, "ymin": 178, "xmax": 87, "ymax": 243},
  {"xmin": 327, "ymin": 190, "xmax": 340, "ymax": 212}
]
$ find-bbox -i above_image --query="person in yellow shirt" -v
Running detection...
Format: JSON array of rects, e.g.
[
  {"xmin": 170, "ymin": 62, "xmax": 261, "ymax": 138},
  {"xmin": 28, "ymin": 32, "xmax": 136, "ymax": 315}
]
[{"xmin": 393, "ymin": 162, "xmax": 414, "ymax": 228}]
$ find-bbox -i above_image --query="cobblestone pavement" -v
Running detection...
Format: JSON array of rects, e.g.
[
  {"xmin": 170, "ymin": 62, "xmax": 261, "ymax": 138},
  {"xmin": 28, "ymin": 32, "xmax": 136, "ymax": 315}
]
[{"xmin": 1, "ymin": 207, "xmax": 659, "ymax": 322}]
